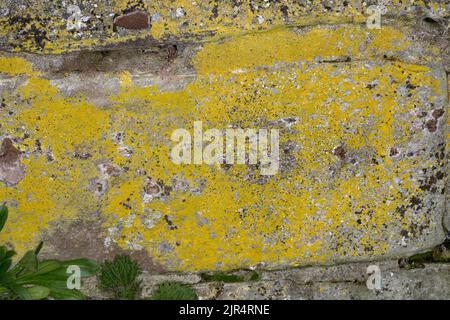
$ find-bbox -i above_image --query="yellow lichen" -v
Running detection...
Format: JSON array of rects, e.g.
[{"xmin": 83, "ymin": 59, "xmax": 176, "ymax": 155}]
[{"xmin": 0, "ymin": 23, "xmax": 444, "ymax": 271}]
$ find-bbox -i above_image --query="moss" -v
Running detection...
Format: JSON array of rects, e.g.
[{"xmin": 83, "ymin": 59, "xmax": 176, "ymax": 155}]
[
  {"xmin": 201, "ymin": 273, "xmax": 246, "ymax": 283},
  {"xmin": 405, "ymin": 241, "xmax": 450, "ymax": 267},
  {"xmin": 408, "ymin": 251, "xmax": 434, "ymax": 263},
  {"xmin": 150, "ymin": 282, "xmax": 198, "ymax": 300},
  {"xmin": 249, "ymin": 270, "xmax": 260, "ymax": 281}
]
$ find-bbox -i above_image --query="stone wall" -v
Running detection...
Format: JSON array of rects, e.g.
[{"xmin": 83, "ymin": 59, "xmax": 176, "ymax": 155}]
[{"xmin": 0, "ymin": 0, "xmax": 448, "ymax": 299}]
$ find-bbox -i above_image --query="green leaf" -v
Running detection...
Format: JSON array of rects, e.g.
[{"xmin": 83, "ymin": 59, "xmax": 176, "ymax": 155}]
[
  {"xmin": 26, "ymin": 286, "xmax": 50, "ymax": 300},
  {"xmin": 5, "ymin": 282, "xmax": 32, "ymax": 300},
  {"xmin": 34, "ymin": 260, "xmax": 62, "ymax": 275},
  {"xmin": 20, "ymin": 272, "xmax": 69, "ymax": 283},
  {"xmin": 34, "ymin": 241, "xmax": 44, "ymax": 255},
  {"xmin": 0, "ymin": 205, "xmax": 8, "ymax": 233},
  {"xmin": 48, "ymin": 287, "xmax": 86, "ymax": 300},
  {"xmin": 0, "ymin": 258, "xmax": 12, "ymax": 278},
  {"xmin": 59, "ymin": 259, "xmax": 99, "ymax": 277},
  {"xmin": 24, "ymin": 278, "xmax": 86, "ymax": 300},
  {"xmin": 15, "ymin": 260, "xmax": 62, "ymax": 281},
  {"xmin": 25, "ymin": 279, "xmax": 69, "ymax": 288},
  {"xmin": 4, "ymin": 250, "xmax": 16, "ymax": 260},
  {"xmin": 0, "ymin": 284, "xmax": 11, "ymax": 298},
  {"xmin": 0, "ymin": 246, "xmax": 5, "ymax": 261},
  {"xmin": 16, "ymin": 250, "xmax": 38, "ymax": 272}
]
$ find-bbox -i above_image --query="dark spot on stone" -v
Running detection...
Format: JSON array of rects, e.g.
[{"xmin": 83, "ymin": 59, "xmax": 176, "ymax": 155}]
[
  {"xmin": 73, "ymin": 152, "xmax": 92, "ymax": 160},
  {"xmin": 211, "ymin": 5, "xmax": 219, "ymax": 19},
  {"xmin": 396, "ymin": 205, "xmax": 406, "ymax": 218},
  {"xmin": 409, "ymin": 196, "xmax": 422, "ymax": 207},
  {"xmin": 114, "ymin": 11, "xmax": 150, "ymax": 30},
  {"xmin": 164, "ymin": 214, "xmax": 178, "ymax": 230},
  {"xmin": 280, "ymin": 5, "xmax": 289, "ymax": 20},
  {"xmin": 89, "ymin": 178, "xmax": 107, "ymax": 197},
  {"xmin": 333, "ymin": 146, "xmax": 346, "ymax": 160},
  {"xmin": 144, "ymin": 179, "xmax": 162, "ymax": 196},
  {"xmin": 0, "ymin": 138, "xmax": 26, "ymax": 186},
  {"xmin": 34, "ymin": 139, "xmax": 42, "ymax": 153},
  {"xmin": 428, "ymin": 175, "xmax": 437, "ymax": 185},
  {"xmin": 45, "ymin": 150, "xmax": 54, "ymax": 163},
  {"xmin": 417, "ymin": 111, "xmax": 428, "ymax": 118},
  {"xmin": 419, "ymin": 175, "xmax": 438, "ymax": 191},
  {"xmin": 389, "ymin": 147, "xmax": 399, "ymax": 157},
  {"xmin": 425, "ymin": 119, "xmax": 437, "ymax": 133},
  {"xmin": 423, "ymin": 16, "xmax": 440, "ymax": 25},
  {"xmin": 0, "ymin": 138, "xmax": 21, "ymax": 163},
  {"xmin": 432, "ymin": 109, "xmax": 444, "ymax": 119},
  {"xmin": 121, "ymin": 201, "xmax": 132, "ymax": 210},
  {"xmin": 405, "ymin": 80, "xmax": 417, "ymax": 90},
  {"xmin": 167, "ymin": 44, "xmax": 178, "ymax": 63},
  {"xmin": 398, "ymin": 257, "xmax": 409, "ymax": 269}
]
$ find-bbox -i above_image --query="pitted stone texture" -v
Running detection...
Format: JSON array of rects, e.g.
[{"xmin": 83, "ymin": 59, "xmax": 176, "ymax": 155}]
[
  {"xmin": 79, "ymin": 262, "xmax": 450, "ymax": 300},
  {"xmin": 195, "ymin": 281, "xmax": 290, "ymax": 300},
  {"xmin": 193, "ymin": 262, "xmax": 450, "ymax": 300},
  {"xmin": 0, "ymin": 22, "xmax": 448, "ymax": 272},
  {"xmin": 0, "ymin": 0, "xmax": 448, "ymax": 55}
]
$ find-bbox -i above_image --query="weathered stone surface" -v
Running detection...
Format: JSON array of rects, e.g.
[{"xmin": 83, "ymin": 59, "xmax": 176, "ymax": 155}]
[
  {"xmin": 0, "ymin": 21, "xmax": 448, "ymax": 273},
  {"xmin": 79, "ymin": 261, "xmax": 450, "ymax": 299},
  {"xmin": 192, "ymin": 262, "xmax": 450, "ymax": 300},
  {"xmin": 0, "ymin": 1, "xmax": 448, "ymax": 59},
  {"xmin": 0, "ymin": 3, "xmax": 448, "ymax": 304}
]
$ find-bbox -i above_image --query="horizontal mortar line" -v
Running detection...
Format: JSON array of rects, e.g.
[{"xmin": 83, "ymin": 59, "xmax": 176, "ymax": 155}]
[
  {"xmin": 0, "ymin": 56, "xmax": 441, "ymax": 82},
  {"xmin": 287, "ymin": 279, "xmax": 365, "ymax": 286}
]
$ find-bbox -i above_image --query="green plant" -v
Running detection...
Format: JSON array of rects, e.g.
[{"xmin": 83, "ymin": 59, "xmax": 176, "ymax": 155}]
[
  {"xmin": 98, "ymin": 254, "xmax": 142, "ymax": 299},
  {"xmin": 151, "ymin": 282, "xmax": 198, "ymax": 300},
  {"xmin": 249, "ymin": 270, "xmax": 260, "ymax": 281},
  {"xmin": 0, "ymin": 205, "xmax": 98, "ymax": 300},
  {"xmin": 201, "ymin": 272, "xmax": 245, "ymax": 283}
]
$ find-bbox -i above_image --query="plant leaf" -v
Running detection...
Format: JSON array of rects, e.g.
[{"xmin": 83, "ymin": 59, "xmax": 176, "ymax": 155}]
[
  {"xmin": 34, "ymin": 241, "xmax": 44, "ymax": 255},
  {"xmin": 0, "ymin": 205, "xmax": 7, "ymax": 233},
  {"xmin": 48, "ymin": 287, "xmax": 86, "ymax": 300},
  {"xmin": 14, "ymin": 250, "xmax": 38, "ymax": 274},
  {"xmin": 15, "ymin": 260, "xmax": 62, "ymax": 281},
  {"xmin": 34, "ymin": 260, "xmax": 62, "ymax": 275},
  {"xmin": 0, "ymin": 258, "xmax": 12, "ymax": 278},
  {"xmin": 24, "ymin": 278, "xmax": 86, "ymax": 300},
  {"xmin": 5, "ymin": 282, "xmax": 32, "ymax": 300},
  {"xmin": 59, "ymin": 259, "xmax": 99, "ymax": 277},
  {"xmin": 0, "ymin": 246, "xmax": 5, "ymax": 261},
  {"xmin": 4, "ymin": 249, "xmax": 16, "ymax": 260},
  {"xmin": 26, "ymin": 285, "xmax": 50, "ymax": 300}
]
